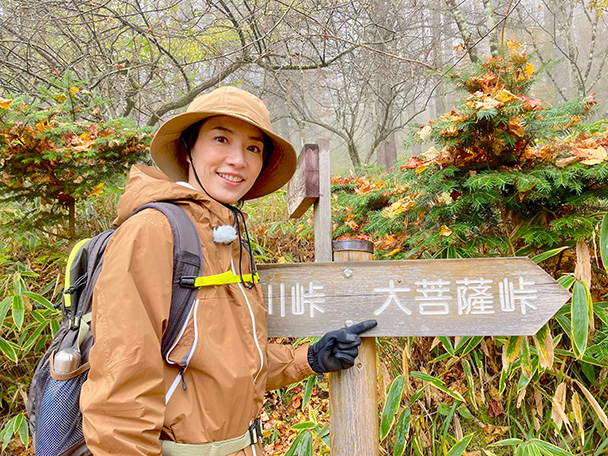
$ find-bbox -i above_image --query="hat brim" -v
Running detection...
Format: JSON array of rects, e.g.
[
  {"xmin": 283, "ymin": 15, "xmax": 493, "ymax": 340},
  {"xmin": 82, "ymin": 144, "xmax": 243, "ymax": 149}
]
[{"xmin": 150, "ymin": 111, "xmax": 296, "ymax": 200}]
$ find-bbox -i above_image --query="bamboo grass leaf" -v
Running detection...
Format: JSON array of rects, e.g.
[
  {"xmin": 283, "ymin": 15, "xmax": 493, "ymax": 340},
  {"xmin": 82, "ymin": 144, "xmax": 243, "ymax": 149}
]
[
  {"xmin": 445, "ymin": 434, "xmax": 473, "ymax": 456},
  {"xmin": 531, "ymin": 438, "xmax": 573, "ymax": 455},
  {"xmin": 533, "ymin": 324, "xmax": 553, "ymax": 369},
  {"xmin": 573, "ymin": 379, "xmax": 608, "ymax": 431},
  {"xmin": 462, "ymin": 359, "xmax": 476, "ymax": 408},
  {"xmin": 302, "ymin": 375, "xmax": 315, "ymax": 410},
  {"xmin": 600, "ymin": 212, "xmax": 608, "ymax": 271},
  {"xmin": 571, "ymin": 281, "xmax": 590, "ymax": 357},
  {"xmin": 21, "ymin": 291, "xmax": 55, "ymax": 310},
  {"xmin": 380, "ymin": 376, "xmax": 405, "ymax": 440},
  {"xmin": 532, "ymin": 246, "xmax": 568, "ymax": 264},
  {"xmin": 0, "ymin": 337, "xmax": 18, "ymax": 363},
  {"xmin": 393, "ymin": 408, "xmax": 411, "ymax": 456},
  {"xmin": 503, "ymin": 336, "xmax": 523, "ymax": 369},
  {"xmin": 410, "ymin": 371, "xmax": 465, "ymax": 402},
  {"xmin": 12, "ymin": 295, "xmax": 25, "ymax": 330}
]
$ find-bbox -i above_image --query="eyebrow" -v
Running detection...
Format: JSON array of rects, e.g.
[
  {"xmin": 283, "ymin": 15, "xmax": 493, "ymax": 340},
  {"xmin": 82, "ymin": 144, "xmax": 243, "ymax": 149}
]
[{"xmin": 211, "ymin": 126, "xmax": 264, "ymax": 144}]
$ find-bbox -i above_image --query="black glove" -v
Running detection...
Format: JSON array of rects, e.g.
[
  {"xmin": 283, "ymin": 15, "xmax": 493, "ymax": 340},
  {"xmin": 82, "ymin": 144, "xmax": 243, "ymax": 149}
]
[{"xmin": 307, "ymin": 319, "xmax": 378, "ymax": 374}]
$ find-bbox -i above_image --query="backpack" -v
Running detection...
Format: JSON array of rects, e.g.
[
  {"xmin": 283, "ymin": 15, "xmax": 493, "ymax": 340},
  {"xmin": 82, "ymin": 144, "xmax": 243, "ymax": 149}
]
[{"xmin": 26, "ymin": 202, "xmax": 204, "ymax": 456}]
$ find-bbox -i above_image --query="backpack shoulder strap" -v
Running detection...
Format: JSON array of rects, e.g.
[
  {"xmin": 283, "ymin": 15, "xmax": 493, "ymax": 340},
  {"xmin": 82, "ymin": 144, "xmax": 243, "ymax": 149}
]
[{"xmin": 131, "ymin": 202, "xmax": 203, "ymax": 359}]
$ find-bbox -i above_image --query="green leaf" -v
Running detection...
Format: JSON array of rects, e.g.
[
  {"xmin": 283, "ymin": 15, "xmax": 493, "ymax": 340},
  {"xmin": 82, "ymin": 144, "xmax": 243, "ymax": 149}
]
[
  {"xmin": 504, "ymin": 336, "xmax": 523, "ymax": 366},
  {"xmin": 532, "ymin": 246, "xmax": 568, "ymax": 264},
  {"xmin": 438, "ymin": 336, "xmax": 454, "ymax": 355},
  {"xmin": 458, "ymin": 405, "xmax": 472, "ymax": 420},
  {"xmin": 410, "ymin": 371, "xmax": 465, "ymax": 402},
  {"xmin": 393, "ymin": 408, "xmax": 411, "ymax": 456},
  {"xmin": 571, "ymin": 281, "xmax": 590, "ymax": 357},
  {"xmin": 302, "ymin": 375, "xmax": 315, "ymax": 410},
  {"xmin": 0, "ymin": 337, "xmax": 18, "ymax": 363},
  {"xmin": 446, "ymin": 434, "xmax": 474, "ymax": 456},
  {"xmin": 22, "ymin": 291, "xmax": 55, "ymax": 310},
  {"xmin": 531, "ymin": 438, "xmax": 572, "ymax": 455},
  {"xmin": 303, "ymin": 431, "xmax": 313, "ymax": 456},
  {"xmin": 462, "ymin": 359, "xmax": 476, "ymax": 406},
  {"xmin": 527, "ymin": 441, "xmax": 543, "ymax": 456},
  {"xmin": 600, "ymin": 213, "xmax": 608, "ymax": 271},
  {"xmin": 15, "ymin": 414, "xmax": 28, "ymax": 446},
  {"xmin": 458, "ymin": 336, "xmax": 484, "ymax": 358},
  {"xmin": 0, "ymin": 296, "xmax": 11, "ymax": 326},
  {"xmin": 558, "ymin": 275, "xmax": 576, "ymax": 290},
  {"xmin": 12, "ymin": 295, "xmax": 25, "ymax": 330},
  {"xmin": 491, "ymin": 438, "xmax": 525, "ymax": 446},
  {"xmin": 1, "ymin": 416, "xmax": 15, "ymax": 450},
  {"xmin": 380, "ymin": 375, "xmax": 405, "ymax": 440},
  {"xmin": 291, "ymin": 421, "xmax": 316, "ymax": 430}
]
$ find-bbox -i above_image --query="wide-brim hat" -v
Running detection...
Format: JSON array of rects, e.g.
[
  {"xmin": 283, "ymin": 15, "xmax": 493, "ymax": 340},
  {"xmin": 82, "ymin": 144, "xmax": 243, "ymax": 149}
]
[{"xmin": 150, "ymin": 86, "xmax": 297, "ymax": 200}]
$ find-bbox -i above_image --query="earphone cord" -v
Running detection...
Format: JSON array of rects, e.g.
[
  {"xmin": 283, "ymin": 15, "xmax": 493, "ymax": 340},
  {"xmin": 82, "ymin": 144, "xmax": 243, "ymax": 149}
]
[{"xmin": 186, "ymin": 146, "xmax": 257, "ymax": 290}]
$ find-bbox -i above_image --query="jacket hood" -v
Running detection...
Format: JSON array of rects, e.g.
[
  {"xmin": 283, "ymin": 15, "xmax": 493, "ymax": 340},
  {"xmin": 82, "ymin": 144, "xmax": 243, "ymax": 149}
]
[{"xmin": 114, "ymin": 165, "xmax": 216, "ymax": 226}]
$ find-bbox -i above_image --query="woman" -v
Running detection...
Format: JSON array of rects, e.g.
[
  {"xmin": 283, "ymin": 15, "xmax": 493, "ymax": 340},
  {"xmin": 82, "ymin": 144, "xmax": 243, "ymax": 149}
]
[{"xmin": 80, "ymin": 86, "xmax": 376, "ymax": 456}]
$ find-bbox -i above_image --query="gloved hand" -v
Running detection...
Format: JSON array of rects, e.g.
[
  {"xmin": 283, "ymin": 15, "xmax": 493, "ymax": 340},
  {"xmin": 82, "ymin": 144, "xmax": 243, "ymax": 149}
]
[{"xmin": 307, "ymin": 319, "xmax": 378, "ymax": 374}]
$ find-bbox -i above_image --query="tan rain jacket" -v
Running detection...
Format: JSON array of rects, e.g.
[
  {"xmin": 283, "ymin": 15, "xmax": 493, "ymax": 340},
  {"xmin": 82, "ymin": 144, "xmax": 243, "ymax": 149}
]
[{"xmin": 80, "ymin": 165, "xmax": 314, "ymax": 456}]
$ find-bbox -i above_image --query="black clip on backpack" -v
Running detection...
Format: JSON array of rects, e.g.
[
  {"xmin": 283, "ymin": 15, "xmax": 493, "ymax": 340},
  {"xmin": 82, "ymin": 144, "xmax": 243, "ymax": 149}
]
[{"xmin": 26, "ymin": 202, "xmax": 203, "ymax": 456}]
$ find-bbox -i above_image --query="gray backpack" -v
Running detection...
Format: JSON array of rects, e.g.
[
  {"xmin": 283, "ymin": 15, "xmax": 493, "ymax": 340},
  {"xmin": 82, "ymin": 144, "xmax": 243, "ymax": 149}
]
[{"xmin": 26, "ymin": 202, "xmax": 203, "ymax": 456}]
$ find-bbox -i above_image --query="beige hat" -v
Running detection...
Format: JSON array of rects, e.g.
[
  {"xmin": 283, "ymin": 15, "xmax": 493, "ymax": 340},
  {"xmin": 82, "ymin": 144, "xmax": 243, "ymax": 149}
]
[{"xmin": 150, "ymin": 86, "xmax": 297, "ymax": 200}]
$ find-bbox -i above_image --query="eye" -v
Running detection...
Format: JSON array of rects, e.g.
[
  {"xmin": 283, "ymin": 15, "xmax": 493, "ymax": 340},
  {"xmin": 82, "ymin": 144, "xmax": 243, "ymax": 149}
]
[
  {"xmin": 248, "ymin": 145, "xmax": 263, "ymax": 154},
  {"xmin": 214, "ymin": 135, "xmax": 228, "ymax": 143}
]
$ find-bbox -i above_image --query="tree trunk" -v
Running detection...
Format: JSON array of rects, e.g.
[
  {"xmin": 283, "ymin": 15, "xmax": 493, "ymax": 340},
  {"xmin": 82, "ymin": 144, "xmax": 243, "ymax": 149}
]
[{"xmin": 445, "ymin": 0, "xmax": 480, "ymax": 63}]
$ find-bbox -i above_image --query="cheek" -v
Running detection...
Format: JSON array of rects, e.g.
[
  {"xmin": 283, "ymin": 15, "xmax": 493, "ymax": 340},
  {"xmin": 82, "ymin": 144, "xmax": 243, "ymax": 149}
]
[{"xmin": 251, "ymin": 155, "xmax": 264, "ymax": 178}]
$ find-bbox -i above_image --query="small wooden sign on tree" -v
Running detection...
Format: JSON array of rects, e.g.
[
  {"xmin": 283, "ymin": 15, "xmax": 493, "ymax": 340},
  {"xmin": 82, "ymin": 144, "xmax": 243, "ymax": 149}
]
[{"xmin": 286, "ymin": 144, "xmax": 319, "ymax": 219}]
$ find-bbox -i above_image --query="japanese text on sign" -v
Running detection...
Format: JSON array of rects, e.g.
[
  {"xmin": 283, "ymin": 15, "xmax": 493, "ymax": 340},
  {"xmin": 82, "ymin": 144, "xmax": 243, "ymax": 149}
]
[{"xmin": 266, "ymin": 276, "xmax": 538, "ymax": 318}]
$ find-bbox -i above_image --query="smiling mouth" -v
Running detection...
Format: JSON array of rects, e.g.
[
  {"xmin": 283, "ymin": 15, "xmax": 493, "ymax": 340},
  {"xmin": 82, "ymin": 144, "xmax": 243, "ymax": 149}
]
[{"xmin": 218, "ymin": 172, "xmax": 244, "ymax": 183}]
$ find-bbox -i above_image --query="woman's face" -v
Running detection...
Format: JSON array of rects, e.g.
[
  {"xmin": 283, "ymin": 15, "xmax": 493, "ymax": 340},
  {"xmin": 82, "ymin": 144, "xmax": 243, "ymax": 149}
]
[{"xmin": 188, "ymin": 116, "xmax": 264, "ymax": 204}]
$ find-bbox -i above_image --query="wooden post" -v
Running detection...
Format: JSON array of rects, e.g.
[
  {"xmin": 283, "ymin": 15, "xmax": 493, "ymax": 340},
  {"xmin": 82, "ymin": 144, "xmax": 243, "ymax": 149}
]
[
  {"xmin": 315, "ymin": 139, "xmax": 332, "ymax": 263},
  {"xmin": 329, "ymin": 239, "xmax": 379, "ymax": 456}
]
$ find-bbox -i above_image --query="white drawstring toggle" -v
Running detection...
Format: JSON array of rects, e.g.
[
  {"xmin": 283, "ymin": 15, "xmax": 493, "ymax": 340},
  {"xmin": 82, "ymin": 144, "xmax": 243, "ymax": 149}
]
[{"xmin": 213, "ymin": 225, "xmax": 238, "ymax": 244}]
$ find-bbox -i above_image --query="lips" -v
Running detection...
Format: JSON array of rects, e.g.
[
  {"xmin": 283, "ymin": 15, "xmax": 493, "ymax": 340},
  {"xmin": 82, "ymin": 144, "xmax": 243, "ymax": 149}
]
[{"xmin": 218, "ymin": 172, "xmax": 244, "ymax": 183}]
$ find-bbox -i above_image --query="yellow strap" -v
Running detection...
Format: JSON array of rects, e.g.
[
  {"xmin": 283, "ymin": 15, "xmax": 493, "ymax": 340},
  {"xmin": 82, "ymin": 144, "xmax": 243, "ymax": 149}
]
[
  {"xmin": 193, "ymin": 271, "xmax": 259, "ymax": 287},
  {"xmin": 64, "ymin": 238, "xmax": 91, "ymax": 309}
]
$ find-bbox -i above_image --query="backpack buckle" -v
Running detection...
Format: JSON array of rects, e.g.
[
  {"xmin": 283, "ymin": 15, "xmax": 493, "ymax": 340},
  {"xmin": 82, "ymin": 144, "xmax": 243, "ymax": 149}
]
[
  {"xmin": 179, "ymin": 276, "xmax": 197, "ymax": 288},
  {"xmin": 248, "ymin": 418, "xmax": 263, "ymax": 444},
  {"xmin": 70, "ymin": 316, "xmax": 81, "ymax": 331}
]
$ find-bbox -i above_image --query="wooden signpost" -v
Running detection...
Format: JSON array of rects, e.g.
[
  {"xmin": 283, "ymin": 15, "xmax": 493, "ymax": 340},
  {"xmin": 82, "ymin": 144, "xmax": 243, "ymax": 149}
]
[
  {"xmin": 259, "ymin": 256, "xmax": 570, "ymax": 337},
  {"xmin": 281, "ymin": 142, "xmax": 572, "ymax": 455}
]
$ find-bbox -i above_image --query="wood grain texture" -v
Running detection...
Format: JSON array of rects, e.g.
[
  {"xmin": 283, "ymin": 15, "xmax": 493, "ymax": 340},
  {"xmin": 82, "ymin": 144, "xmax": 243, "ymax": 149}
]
[
  {"xmin": 287, "ymin": 144, "xmax": 319, "ymax": 219},
  {"xmin": 329, "ymin": 242, "xmax": 379, "ymax": 456},
  {"xmin": 259, "ymin": 257, "xmax": 571, "ymax": 337},
  {"xmin": 314, "ymin": 139, "xmax": 332, "ymax": 263}
]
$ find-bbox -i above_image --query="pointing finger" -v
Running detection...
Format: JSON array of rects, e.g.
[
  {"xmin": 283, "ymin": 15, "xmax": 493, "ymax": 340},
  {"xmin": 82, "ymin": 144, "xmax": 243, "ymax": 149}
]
[{"xmin": 345, "ymin": 319, "xmax": 378, "ymax": 335}]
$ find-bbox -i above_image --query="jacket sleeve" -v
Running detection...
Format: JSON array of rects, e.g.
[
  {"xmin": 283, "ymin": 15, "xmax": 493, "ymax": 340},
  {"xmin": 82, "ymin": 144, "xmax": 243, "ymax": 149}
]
[
  {"xmin": 265, "ymin": 342, "xmax": 315, "ymax": 391},
  {"xmin": 80, "ymin": 210, "xmax": 173, "ymax": 456}
]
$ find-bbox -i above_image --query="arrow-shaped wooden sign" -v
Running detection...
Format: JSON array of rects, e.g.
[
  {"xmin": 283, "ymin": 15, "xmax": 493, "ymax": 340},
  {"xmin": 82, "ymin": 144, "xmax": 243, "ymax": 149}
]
[{"xmin": 259, "ymin": 257, "xmax": 571, "ymax": 337}]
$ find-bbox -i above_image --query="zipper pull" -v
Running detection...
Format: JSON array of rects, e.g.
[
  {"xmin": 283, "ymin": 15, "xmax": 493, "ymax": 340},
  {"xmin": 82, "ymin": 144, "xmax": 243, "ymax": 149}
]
[{"xmin": 179, "ymin": 367, "xmax": 187, "ymax": 390}]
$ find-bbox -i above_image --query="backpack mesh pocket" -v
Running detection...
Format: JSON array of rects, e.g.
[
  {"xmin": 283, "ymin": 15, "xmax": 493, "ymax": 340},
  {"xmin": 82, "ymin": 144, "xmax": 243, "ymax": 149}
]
[{"xmin": 36, "ymin": 368, "xmax": 88, "ymax": 456}]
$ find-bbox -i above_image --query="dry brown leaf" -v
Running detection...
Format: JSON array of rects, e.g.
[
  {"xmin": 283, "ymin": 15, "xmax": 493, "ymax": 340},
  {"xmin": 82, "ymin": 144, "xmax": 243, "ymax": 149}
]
[
  {"xmin": 555, "ymin": 155, "xmax": 579, "ymax": 168},
  {"xmin": 440, "ymin": 225, "xmax": 453, "ymax": 237},
  {"xmin": 576, "ymin": 146, "xmax": 608, "ymax": 165},
  {"xmin": 573, "ymin": 379, "xmax": 608, "ymax": 431},
  {"xmin": 533, "ymin": 388, "xmax": 542, "ymax": 431},
  {"xmin": 517, "ymin": 385, "xmax": 527, "ymax": 408},
  {"xmin": 453, "ymin": 413, "xmax": 463, "ymax": 440},
  {"xmin": 495, "ymin": 89, "xmax": 519, "ymax": 103},
  {"xmin": 575, "ymin": 240, "xmax": 592, "ymax": 287},
  {"xmin": 571, "ymin": 391, "xmax": 584, "ymax": 446},
  {"xmin": 551, "ymin": 382, "xmax": 569, "ymax": 430}
]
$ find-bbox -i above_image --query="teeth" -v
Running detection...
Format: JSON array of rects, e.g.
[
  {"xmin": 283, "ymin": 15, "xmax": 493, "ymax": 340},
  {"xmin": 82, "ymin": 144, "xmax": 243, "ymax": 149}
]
[{"xmin": 219, "ymin": 173, "xmax": 243, "ymax": 183}]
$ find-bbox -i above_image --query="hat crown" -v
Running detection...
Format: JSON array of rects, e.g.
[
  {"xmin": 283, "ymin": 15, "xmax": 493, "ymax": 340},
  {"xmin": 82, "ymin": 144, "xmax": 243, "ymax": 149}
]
[{"xmin": 187, "ymin": 86, "xmax": 272, "ymax": 133}]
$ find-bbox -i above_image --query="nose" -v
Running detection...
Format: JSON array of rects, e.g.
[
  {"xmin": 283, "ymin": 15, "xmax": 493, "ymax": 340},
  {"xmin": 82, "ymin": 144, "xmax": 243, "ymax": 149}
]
[{"xmin": 225, "ymin": 143, "xmax": 247, "ymax": 168}]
